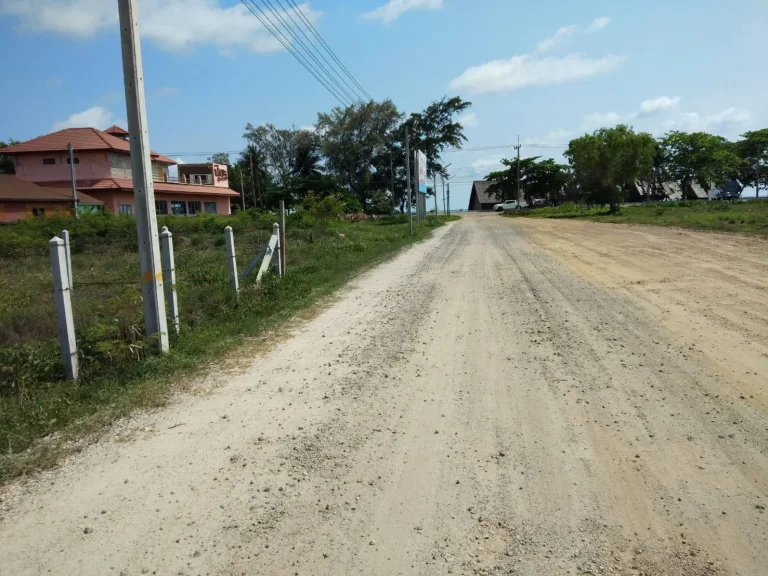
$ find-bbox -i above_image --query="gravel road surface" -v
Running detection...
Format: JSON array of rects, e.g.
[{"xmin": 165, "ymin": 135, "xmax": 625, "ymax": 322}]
[{"xmin": 1, "ymin": 213, "xmax": 767, "ymax": 576}]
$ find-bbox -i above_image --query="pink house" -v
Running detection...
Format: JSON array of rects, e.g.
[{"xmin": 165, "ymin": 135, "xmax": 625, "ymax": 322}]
[{"xmin": 1, "ymin": 126, "xmax": 239, "ymax": 218}]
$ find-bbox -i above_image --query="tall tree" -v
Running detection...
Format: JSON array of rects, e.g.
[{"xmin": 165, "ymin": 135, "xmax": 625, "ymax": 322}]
[
  {"xmin": 661, "ymin": 131, "xmax": 746, "ymax": 194},
  {"xmin": 485, "ymin": 157, "xmax": 570, "ymax": 204},
  {"xmin": 566, "ymin": 125, "xmax": 656, "ymax": 212},
  {"xmin": 1, "ymin": 140, "xmax": 17, "ymax": 175},
  {"xmin": 402, "ymin": 96, "xmax": 472, "ymax": 177},
  {"xmin": 207, "ymin": 152, "xmax": 231, "ymax": 165},
  {"xmin": 734, "ymin": 128, "xmax": 768, "ymax": 196},
  {"xmin": 243, "ymin": 123, "xmax": 303, "ymax": 192},
  {"xmin": 317, "ymin": 99, "xmax": 403, "ymax": 206}
]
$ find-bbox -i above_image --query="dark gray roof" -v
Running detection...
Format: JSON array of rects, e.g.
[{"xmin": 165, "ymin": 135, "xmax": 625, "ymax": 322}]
[{"xmin": 472, "ymin": 181, "xmax": 498, "ymax": 204}]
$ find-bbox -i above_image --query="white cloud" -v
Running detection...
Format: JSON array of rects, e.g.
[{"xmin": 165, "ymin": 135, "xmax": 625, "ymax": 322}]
[
  {"xmin": 586, "ymin": 16, "xmax": 610, "ymax": 33},
  {"xmin": 536, "ymin": 17, "xmax": 610, "ymax": 53},
  {"xmin": 0, "ymin": 0, "xmax": 320, "ymax": 53},
  {"xmin": 362, "ymin": 0, "xmax": 442, "ymax": 24},
  {"xmin": 638, "ymin": 96, "xmax": 680, "ymax": 117},
  {"xmin": 52, "ymin": 106, "xmax": 124, "ymax": 131},
  {"xmin": 470, "ymin": 156, "xmax": 504, "ymax": 173},
  {"xmin": 299, "ymin": 124, "xmax": 316, "ymax": 132},
  {"xmin": 663, "ymin": 107, "xmax": 751, "ymax": 135},
  {"xmin": 536, "ymin": 25, "xmax": 577, "ymax": 53},
  {"xmin": 449, "ymin": 53, "xmax": 626, "ymax": 95},
  {"xmin": 523, "ymin": 129, "xmax": 572, "ymax": 146},
  {"xmin": 458, "ymin": 111, "xmax": 479, "ymax": 128},
  {"xmin": 581, "ymin": 111, "xmax": 623, "ymax": 130}
]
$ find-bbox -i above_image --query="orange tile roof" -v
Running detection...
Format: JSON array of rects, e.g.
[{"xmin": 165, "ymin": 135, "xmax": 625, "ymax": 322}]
[
  {"xmin": 42, "ymin": 178, "xmax": 240, "ymax": 197},
  {"xmin": 0, "ymin": 127, "xmax": 176, "ymax": 165},
  {"xmin": 104, "ymin": 125, "xmax": 129, "ymax": 136},
  {"xmin": 0, "ymin": 174, "xmax": 103, "ymax": 203}
]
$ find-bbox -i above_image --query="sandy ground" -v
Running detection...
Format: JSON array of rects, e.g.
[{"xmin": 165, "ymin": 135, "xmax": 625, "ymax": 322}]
[{"xmin": 1, "ymin": 213, "xmax": 767, "ymax": 576}]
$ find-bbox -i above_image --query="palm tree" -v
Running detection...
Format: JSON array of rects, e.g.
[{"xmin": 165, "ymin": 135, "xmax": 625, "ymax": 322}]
[{"xmin": 292, "ymin": 139, "xmax": 322, "ymax": 178}]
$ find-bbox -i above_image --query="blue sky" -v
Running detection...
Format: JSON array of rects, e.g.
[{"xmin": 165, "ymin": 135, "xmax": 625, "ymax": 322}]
[{"xmin": 1, "ymin": 0, "xmax": 766, "ymax": 208}]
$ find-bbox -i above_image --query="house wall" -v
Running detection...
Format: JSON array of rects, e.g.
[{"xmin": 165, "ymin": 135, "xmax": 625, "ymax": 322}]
[
  {"xmin": 0, "ymin": 201, "xmax": 72, "ymax": 222},
  {"xmin": 13, "ymin": 151, "xmax": 113, "ymax": 183},
  {"xmin": 109, "ymin": 153, "xmax": 169, "ymax": 182},
  {"xmin": 83, "ymin": 190, "xmax": 232, "ymax": 216},
  {"xmin": 212, "ymin": 163, "xmax": 229, "ymax": 188}
]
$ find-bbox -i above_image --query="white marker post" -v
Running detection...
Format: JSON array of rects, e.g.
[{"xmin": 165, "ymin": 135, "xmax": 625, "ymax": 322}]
[
  {"xmin": 50, "ymin": 236, "xmax": 79, "ymax": 381},
  {"xmin": 61, "ymin": 229, "xmax": 73, "ymax": 288},
  {"xmin": 225, "ymin": 226, "xmax": 239, "ymax": 293},
  {"xmin": 160, "ymin": 226, "xmax": 179, "ymax": 334}
]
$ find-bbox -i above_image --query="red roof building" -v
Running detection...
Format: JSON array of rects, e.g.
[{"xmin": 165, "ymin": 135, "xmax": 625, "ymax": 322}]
[
  {"xmin": 0, "ymin": 174, "xmax": 103, "ymax": 222},
  {"xmin": 1, "ymin": 127, "xmax": 238, "ymax": 218}
]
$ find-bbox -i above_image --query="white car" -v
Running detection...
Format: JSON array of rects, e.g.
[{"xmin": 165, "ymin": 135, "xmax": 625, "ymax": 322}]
[{"xmin": 493, "ymin": 200, "xmax": 528, "ymax": 212}]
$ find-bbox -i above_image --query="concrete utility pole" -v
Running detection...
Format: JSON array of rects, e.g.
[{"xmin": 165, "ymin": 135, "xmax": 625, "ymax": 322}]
[
  {"xmin": 118, "ymin": 0, "xmax": 168, "ymax": 352},
  {"xmin": 442, "ymin": 177, "xmax": 446, "ymax": 216},
  {"xmin": 514, "ymin": 134, "xmax": 522, "ymax": 204},
  {"xmin": 433, "ymin": 173, "xmax": 438, "ymax": 217},
  {"xmin": 250, "ymin": 153, "xmax": 259, "ymax": 208},
  {"xmin": 67, "ymin": 143, "xmax": 79, "ymax": 219},
  {"xmin": 447, "ymin": 182, "xmax": 451, "ymax": 217},
  {"xmin": 237, "ymin": 164, "xmax": 245, "ymax": 211},
  {"xmin": 405, "ymin": 127, "xmax": 413, "ymax": 234}
]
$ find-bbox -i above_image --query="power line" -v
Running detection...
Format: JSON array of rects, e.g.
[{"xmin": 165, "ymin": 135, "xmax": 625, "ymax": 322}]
[
  {"xmin": 273, "ymin": 0, "xmax": 367, "ymax": 104},
  {"xmin": 285, "ymin": 0, "xmax": 373, "ymax": 102},
  {"xmin": 238, "ymin": 0, "xmax": 352, "ymax": 107},
  {"xmin": 257, "ymin": 0, "xmax": 361, "ymax": 106}
]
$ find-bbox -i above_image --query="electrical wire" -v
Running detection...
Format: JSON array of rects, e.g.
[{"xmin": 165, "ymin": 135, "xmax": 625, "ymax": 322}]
[
  {"xmin": 272, "ymin": 0, "xmax": 366, "ymax": 104},
  {"xmin": 285, "ymin": 0, "xmax": 373, "ymax": 102},
  {"xmin": 257, "ymin": 0, "xmax": 361, "ymax": 106},
  {"xmin": 238, "ymin": 0, "xmax": 352, "ymax": 107}
]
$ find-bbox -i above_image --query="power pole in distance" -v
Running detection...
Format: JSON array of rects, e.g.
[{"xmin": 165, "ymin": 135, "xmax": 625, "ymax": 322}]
[
  {"xmin": 433, "ymin": 173, "xmax": 438, "ymax": 217},
  {"xmin": 442, "ymin": 176, "xmax": 446, "ymax": 216},
  {"xmin": 67, "ymin": 143, "xmax": 79, "ymax": 219},
  {"xmin": 447, "ymin": 182, "xmax": 451, "ymax": 217},
  {"xmin": 405, "ymin": 127, "xmax": 413, "ymax": 234},
  {"xmin": 237, "ymin": 164, "xmax": 245, "ymax": 211},
  {"xmin": 514, "ymin": 134, "xmax": 522, "ymax": 204},
  {"xmin": 118, "ymin": 0, "xmax": 168, "ymax": 352},
  {"xmin": 250, "ymin": 153, "xmax": 259, "ymax": 208}
]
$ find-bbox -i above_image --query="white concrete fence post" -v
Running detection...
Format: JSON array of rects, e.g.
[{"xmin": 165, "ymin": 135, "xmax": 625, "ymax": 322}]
[
  {"xmin": 273, "ymin": 222, "xmax": 282, "ymax": 277},
  {"xmin": 224, "ymin": 226, "xmax": 239, "ymax": 293},
  {"xmin": 61, "ymin": 229, "xmax": 73, "ymax": 289},
  {"xmin": 160, "ymin": 226, "xmax": 179, "ymax": 334},
  {"xmin": 49, "ymin": 236, "xmax": 79, "ymax": 381}
]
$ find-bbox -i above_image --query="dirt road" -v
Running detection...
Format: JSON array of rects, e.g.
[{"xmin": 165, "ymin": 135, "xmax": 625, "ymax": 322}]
[{"xmin": 2, "ymin": 213, "xmax": 767, "ymax": 576}]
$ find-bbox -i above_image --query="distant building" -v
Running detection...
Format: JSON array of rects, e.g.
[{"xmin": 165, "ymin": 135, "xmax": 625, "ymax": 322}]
[
  {"xmin": 0, "ymin": 126, "xmax": 239, "ymax": 219},
  {"xmin": 468, "ymin": 181, "xmax": 499, "ymax": 211},
  {"xmin": 0, "ymin": 174, "xmax": 103, "ymax": 222}
]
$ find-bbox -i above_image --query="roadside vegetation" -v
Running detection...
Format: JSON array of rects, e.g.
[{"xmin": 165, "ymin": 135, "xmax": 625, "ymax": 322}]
[
  {"xmin": 483, "ymin": 126, "xmax": 767, "ymax": 211},
  {"xmin": 0, "ymin": 209, "xmax": 456, "ymax": 482},
  {"xmin": 506, "ymin": 199, "xmax": 768, "ymax": 235}
]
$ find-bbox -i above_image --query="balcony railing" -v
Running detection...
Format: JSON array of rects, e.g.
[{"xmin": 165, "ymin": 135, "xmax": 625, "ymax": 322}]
[{"xmin": 152, "ymin": 175, "xmax": 215, "ymax": 186}]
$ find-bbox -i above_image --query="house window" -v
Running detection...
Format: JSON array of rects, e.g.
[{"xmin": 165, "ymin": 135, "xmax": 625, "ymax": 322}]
[
  {"xmin": 66, "ymin": 157, "xmax": 80, "ymax": 164},
  {"xmin": 118, "ymin": 204, "xmax": 133, "ymax": 216},
  {"xmin": 32, "ymin": 207, "xmax": 45, "ymax": 217},
  {"xmin": 170, "ymin": 200, "xmax": 187, "ymax": 215},
  {"xmin": 155, "ymin": 200, "xmax": 168, "ymax": 215},
  {"xmin": 43, "ymin": 158, "xmax": 56, "ymax": 165},
  {"xmin": 193, "ymin": 174, "xmax": 211, "ymax": 185},
  {"xmin": 78, "ymin": 204, "xmax": 101, "ymax": 214},
  {"xmin": 204, "ymin": 201, "xmax": 217, "ymax": 214},
  {"xmin": 188, "ymin": 201, "xmax": 201, "ymax": 215}
]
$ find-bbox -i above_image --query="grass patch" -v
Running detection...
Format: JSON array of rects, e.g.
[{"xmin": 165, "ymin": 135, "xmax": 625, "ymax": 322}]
[
  {"xmin": 0, "ymin": 211, "xmax": 457, "ymax": 482},
  {"xmin": 505, "ymin": 199, "xmax": 768, "ymax": 235}
]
